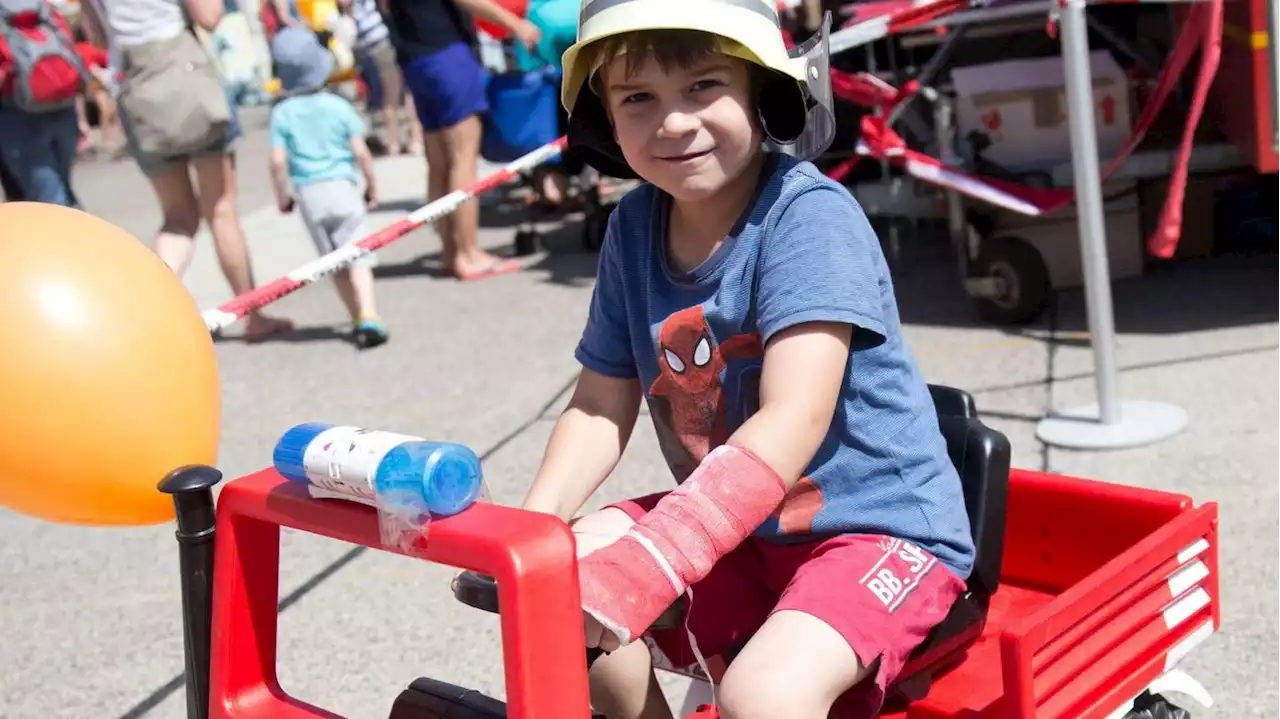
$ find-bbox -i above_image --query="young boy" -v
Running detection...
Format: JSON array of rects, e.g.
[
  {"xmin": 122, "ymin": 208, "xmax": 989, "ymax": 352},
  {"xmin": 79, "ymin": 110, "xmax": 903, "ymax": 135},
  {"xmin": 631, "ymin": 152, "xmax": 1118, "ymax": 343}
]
[
  {"xmin": 518, "ymin": 2, "xmax": 977, "ymax": 718},
  {"xmin": 268, "ymin": 27, "xmax": 389, "ymax": 349}
]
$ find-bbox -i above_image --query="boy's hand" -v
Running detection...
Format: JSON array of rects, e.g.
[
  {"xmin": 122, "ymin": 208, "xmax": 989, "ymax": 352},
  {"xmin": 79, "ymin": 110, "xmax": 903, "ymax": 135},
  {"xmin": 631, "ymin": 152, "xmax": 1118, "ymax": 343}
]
[
  {"xmin": 279, "ymin": 197, "xmax": 295, "ymax": 214},
  {"xmin": 583, "ymin": 611, "xmax": 620, "ymax": 652},
  {"xmin": 575, "ymin": 525, "xmax": 630, "ymax": 652},
  {"xmin": 364, "ymin": 188, "xmax": 378, "ymax": 210}
]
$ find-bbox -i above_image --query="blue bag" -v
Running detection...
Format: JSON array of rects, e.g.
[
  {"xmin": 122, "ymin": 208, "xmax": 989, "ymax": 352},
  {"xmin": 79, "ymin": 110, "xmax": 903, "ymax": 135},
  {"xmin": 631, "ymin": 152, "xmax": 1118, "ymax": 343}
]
[{"xmin": 480, "ymin": 66, "xmax": 562, "ymax": 164}]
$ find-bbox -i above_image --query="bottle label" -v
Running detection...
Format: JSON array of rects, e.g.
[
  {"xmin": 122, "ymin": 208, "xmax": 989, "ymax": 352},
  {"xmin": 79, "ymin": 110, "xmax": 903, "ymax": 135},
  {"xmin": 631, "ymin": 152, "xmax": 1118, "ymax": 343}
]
[{"xmin": 300, "ymin": 426, "xmax": 422, "ymax": 501}]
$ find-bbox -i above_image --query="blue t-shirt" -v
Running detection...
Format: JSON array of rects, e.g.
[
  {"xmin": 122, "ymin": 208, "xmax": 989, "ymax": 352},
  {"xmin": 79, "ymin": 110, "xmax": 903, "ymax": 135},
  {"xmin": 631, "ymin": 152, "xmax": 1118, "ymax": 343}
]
[
  {"xmin": 575, "ymin": 154, "xmax": 976, "ymax": 578},
  {"xmin": 269, "ymin": 91, "xmax": 365, "ymax": 188}
]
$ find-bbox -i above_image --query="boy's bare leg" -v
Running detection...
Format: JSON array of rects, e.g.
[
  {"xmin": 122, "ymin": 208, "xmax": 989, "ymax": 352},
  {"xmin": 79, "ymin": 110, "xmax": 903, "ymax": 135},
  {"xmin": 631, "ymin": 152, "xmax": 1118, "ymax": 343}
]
[
  {"xmin": 591, "ymin": 642, "xmax": 673, "ymax": 719},
  {"xmin": 571, "ymin": 509, "xmax": 675, "ymax": 719},
  {"xmin": 716, "ymin": 611, "xmax": 872, "ymax": 719}
]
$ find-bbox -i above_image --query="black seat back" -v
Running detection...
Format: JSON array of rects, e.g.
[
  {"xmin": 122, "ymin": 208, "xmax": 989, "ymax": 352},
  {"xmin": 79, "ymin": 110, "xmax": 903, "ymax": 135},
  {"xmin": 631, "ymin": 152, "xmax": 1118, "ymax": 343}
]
[
  {"xmin": 926, "ymin": 385, "xmax": 1010, "ymax": 599},
  {"xmin": 929, "ymin": 384, "xmax": 978, "ymax": 420}
]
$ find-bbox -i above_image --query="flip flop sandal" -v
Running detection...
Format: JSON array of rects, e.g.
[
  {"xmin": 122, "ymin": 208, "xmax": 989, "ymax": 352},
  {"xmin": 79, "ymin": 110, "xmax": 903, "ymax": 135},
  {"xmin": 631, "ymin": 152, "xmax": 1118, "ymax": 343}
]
[{"xmin": 455, "ymin": 258, "xmax": 523, "ymax": 282}]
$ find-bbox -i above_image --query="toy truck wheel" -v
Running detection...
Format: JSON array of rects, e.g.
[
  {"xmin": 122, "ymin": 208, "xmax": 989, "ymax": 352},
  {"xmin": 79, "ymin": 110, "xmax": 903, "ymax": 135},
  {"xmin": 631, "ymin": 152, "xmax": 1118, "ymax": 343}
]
[
  {"xmin": 1121, "ymin": 692, "xmax": 1193, "ymax": 718},
  {"xmin": 388, "ymin": 677, "xmax": 610, "ymax": 719},
  {"xmin": 969, "ymin": 235, "xmax": 1051, "ymax": 325},
  {"xmin": 513, "ymin": 230, "xmax": 540, "ymax": 257}
]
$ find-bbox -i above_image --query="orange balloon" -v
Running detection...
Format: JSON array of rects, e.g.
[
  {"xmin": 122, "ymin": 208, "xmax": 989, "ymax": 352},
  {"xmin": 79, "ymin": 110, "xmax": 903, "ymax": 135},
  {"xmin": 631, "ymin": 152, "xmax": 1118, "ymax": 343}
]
[{"xmin": 0, "ymin": 203, "xmax": 220, "ymax": 526}]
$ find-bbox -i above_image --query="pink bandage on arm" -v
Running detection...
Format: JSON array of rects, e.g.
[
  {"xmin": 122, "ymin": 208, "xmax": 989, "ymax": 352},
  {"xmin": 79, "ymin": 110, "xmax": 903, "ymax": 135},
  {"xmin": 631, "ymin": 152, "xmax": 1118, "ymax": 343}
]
[{"xmin": 577, "ymin": 443, "xmax": 788, "ymax": 644}]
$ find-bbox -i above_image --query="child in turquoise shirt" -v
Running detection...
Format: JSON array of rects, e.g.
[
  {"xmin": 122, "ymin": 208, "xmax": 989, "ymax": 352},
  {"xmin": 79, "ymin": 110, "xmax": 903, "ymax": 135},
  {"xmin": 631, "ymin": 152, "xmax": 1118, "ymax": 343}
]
[{"xmin": 268, "ymin": 27, "xmax": 389, "ymax": 349}]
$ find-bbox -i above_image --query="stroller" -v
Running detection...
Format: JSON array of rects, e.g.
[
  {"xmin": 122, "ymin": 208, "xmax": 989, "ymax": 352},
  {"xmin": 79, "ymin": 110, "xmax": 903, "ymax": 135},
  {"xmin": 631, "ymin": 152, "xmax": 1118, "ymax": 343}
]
[{"xmin": 479, "ymin": 32, "xmax": 615, "ymax": 256}]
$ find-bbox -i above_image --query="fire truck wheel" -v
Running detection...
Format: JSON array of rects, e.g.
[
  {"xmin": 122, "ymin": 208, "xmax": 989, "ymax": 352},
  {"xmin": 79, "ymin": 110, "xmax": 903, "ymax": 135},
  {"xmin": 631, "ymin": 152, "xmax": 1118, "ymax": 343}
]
[{"xmin": 972, "ymin": 235, "xmax": 1051, "ymax": 325}]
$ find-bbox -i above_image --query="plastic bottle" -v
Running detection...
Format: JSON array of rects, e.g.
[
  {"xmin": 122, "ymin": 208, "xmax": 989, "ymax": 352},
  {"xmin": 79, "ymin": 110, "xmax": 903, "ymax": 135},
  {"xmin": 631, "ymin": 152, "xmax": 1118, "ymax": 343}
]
[{"xmin": 272, "ymin": 422, "xmax": 485, "ymax": 517}]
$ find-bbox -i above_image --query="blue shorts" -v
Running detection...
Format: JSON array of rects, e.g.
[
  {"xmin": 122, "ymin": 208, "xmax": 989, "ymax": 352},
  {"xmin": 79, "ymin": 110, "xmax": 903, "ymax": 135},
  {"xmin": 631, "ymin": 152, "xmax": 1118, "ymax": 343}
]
[{"xmin": 402, "ymin": 42, "xmax": 488, "ymax": 132}]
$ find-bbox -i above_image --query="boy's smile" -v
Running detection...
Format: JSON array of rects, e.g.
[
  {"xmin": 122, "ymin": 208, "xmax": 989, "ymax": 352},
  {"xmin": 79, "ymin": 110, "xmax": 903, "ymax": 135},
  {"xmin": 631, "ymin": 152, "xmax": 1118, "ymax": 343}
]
[
  {"xmin": 602, "ymin": 53, "xmax": 761, "ymax": 204},
  {"xmin": 657, "ymin": 149, "xmax": 714, "ymax": 163}
]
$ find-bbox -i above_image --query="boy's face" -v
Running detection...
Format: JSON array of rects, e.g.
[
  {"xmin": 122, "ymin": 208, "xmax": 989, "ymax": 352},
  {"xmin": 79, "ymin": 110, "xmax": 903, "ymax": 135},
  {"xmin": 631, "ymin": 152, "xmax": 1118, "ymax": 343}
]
[{"xmin": 600, "ymin": 52, "xmax": 760, "ymax": 203}]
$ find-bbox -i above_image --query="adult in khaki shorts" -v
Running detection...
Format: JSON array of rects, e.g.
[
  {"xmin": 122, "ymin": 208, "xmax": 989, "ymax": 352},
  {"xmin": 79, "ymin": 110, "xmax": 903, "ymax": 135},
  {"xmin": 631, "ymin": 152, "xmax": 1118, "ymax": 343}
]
[{"xmin": 342, "ymin": 0, "xmax": 423, "ymax": 154}]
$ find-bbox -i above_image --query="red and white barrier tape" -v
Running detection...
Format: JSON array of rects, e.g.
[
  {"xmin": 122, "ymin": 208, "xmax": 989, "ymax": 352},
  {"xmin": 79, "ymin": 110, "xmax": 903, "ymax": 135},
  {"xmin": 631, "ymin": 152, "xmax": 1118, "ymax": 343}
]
[{"xmin": 200, "ymin": 137, "xmax": 567, "ymax": 333}]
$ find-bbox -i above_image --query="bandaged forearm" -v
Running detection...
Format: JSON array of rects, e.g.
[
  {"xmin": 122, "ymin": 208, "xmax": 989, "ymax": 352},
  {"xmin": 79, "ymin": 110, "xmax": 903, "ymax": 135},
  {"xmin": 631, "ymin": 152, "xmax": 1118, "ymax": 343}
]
[{"xmin": 577, "ymin": 443, "xmax": 787, "ymax": 644}]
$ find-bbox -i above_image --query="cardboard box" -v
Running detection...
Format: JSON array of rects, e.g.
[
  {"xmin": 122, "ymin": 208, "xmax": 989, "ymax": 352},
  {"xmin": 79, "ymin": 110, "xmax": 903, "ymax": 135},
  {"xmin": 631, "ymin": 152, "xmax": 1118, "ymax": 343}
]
[{"xmin": 951, "ymin": 51, "xmax": 1132, "ymax": 173}]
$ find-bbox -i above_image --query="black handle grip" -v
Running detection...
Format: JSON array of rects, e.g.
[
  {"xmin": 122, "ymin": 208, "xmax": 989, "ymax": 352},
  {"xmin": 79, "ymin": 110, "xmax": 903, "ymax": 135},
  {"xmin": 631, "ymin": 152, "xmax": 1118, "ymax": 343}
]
[{"xmin": 158, "ymin": 465, "xmax": 224, "ymax": 719}]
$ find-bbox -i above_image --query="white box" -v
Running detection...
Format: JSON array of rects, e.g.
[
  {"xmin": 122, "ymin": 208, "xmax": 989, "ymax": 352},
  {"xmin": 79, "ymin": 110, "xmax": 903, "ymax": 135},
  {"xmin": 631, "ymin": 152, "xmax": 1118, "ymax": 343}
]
[{"xmin": 951, "ymin": 51, "xmax": 1132, "ymax": 172}]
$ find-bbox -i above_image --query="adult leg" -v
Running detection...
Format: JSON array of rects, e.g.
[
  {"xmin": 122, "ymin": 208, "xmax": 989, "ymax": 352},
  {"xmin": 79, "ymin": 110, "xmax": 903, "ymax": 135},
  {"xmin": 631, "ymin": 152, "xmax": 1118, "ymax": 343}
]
[
  {"xmin": 378, "ymin": 48, "xmax": 422, "ymax": 154},
  {"xmin": 421, "ymin": 129, "xmax": 455, "ymax": 266},
  {"xmin": 0, "ymin": 110, "xmax": 35, "ymax": 202},
  {"xmin": 191, "ymin": 152, "xmax": 293, "ymax": 339},
  {"xmin": 47, "ymin": 107, "xmax": 82, "ymax": 208},
  {"xmin": 403, "ymin": 54, "xmax": 459, "ymax": 269},
  {"xmin": 403, "ymin": 42, "xmax": 518, "ymax": 279},
  {"xmin": 400, "ymin": 92, "xmax": 424, "ymax": 154},
  {"xmin": 91, "ymin": 87, "xmax": 126, "ymax": 156},
  {"xmin": 148, "ymin": 163, "xmax": 204, "ymax": 275},
  {"xmin": 373, "ymin": 44, "xmax": 410, "ymax": 154},
  {"xmin": 0, "ymin": 156, "xmax": 22, "ymax": 200},
  {"xmin": 436, "ymin": 114, "xmax": 520, "ymax": 279},
  {"xmin": 0, "ymin": 108, "xmax": 76, "ymax": 206}
]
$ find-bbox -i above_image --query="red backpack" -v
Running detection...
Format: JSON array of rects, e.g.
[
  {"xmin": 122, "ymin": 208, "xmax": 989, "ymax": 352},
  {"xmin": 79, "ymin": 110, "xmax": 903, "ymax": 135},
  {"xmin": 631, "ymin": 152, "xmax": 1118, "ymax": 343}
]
[{"xmin": 0, "ymin": 0, "xmax": 86, "ymax": 112}]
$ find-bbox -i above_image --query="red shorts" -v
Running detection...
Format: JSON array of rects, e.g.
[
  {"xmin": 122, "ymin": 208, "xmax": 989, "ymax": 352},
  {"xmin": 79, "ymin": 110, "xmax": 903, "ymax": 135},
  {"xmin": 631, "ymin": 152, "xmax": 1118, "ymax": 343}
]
[{"xmin": 607, "ymin": 492, "xmax": 967, "ymax": 718}]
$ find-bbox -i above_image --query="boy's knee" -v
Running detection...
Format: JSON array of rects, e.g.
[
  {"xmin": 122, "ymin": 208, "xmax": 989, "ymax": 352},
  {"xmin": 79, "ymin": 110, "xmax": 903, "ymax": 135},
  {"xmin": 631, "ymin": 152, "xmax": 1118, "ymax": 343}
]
[
  {"xmin": 718, "ymin": 670, "xmax": 819, "ymax": 719},
  {"xmin": 721, "ymin": 675, "xmax": 788, "ymax": 716}
]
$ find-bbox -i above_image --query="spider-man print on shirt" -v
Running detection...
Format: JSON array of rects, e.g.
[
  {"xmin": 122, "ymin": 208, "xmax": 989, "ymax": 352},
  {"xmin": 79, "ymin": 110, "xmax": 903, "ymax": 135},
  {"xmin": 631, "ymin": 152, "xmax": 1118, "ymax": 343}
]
[{"xmin": 646, "ymin": 305, "xmax": 823, "ymax": 534}]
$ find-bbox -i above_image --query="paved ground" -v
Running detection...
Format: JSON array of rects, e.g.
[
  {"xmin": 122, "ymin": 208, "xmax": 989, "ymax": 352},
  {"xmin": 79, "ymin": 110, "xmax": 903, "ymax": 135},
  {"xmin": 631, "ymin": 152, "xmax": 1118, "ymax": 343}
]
[{"xmin": 1, "ymin": 106, "xmax": 1276, "ymax": 718}]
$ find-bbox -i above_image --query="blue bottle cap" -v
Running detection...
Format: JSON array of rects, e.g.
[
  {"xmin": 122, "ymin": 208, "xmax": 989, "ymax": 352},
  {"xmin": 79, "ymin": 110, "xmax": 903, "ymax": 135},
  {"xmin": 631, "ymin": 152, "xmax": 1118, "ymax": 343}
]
[
  {"xmin": 424, "ymin": 446, "xmax": 484, "ymax": 516},
  {"xmin": 273, "ymin": 422, "xmax": 334, "ymax": 483}
]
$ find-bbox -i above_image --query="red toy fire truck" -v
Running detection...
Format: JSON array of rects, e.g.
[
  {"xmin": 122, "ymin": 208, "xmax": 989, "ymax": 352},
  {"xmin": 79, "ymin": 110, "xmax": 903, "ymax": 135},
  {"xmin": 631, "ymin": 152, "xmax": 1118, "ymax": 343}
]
[{"xmin": 156, "ymin": 385, "xmax": 1220, "ymax": 719}]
